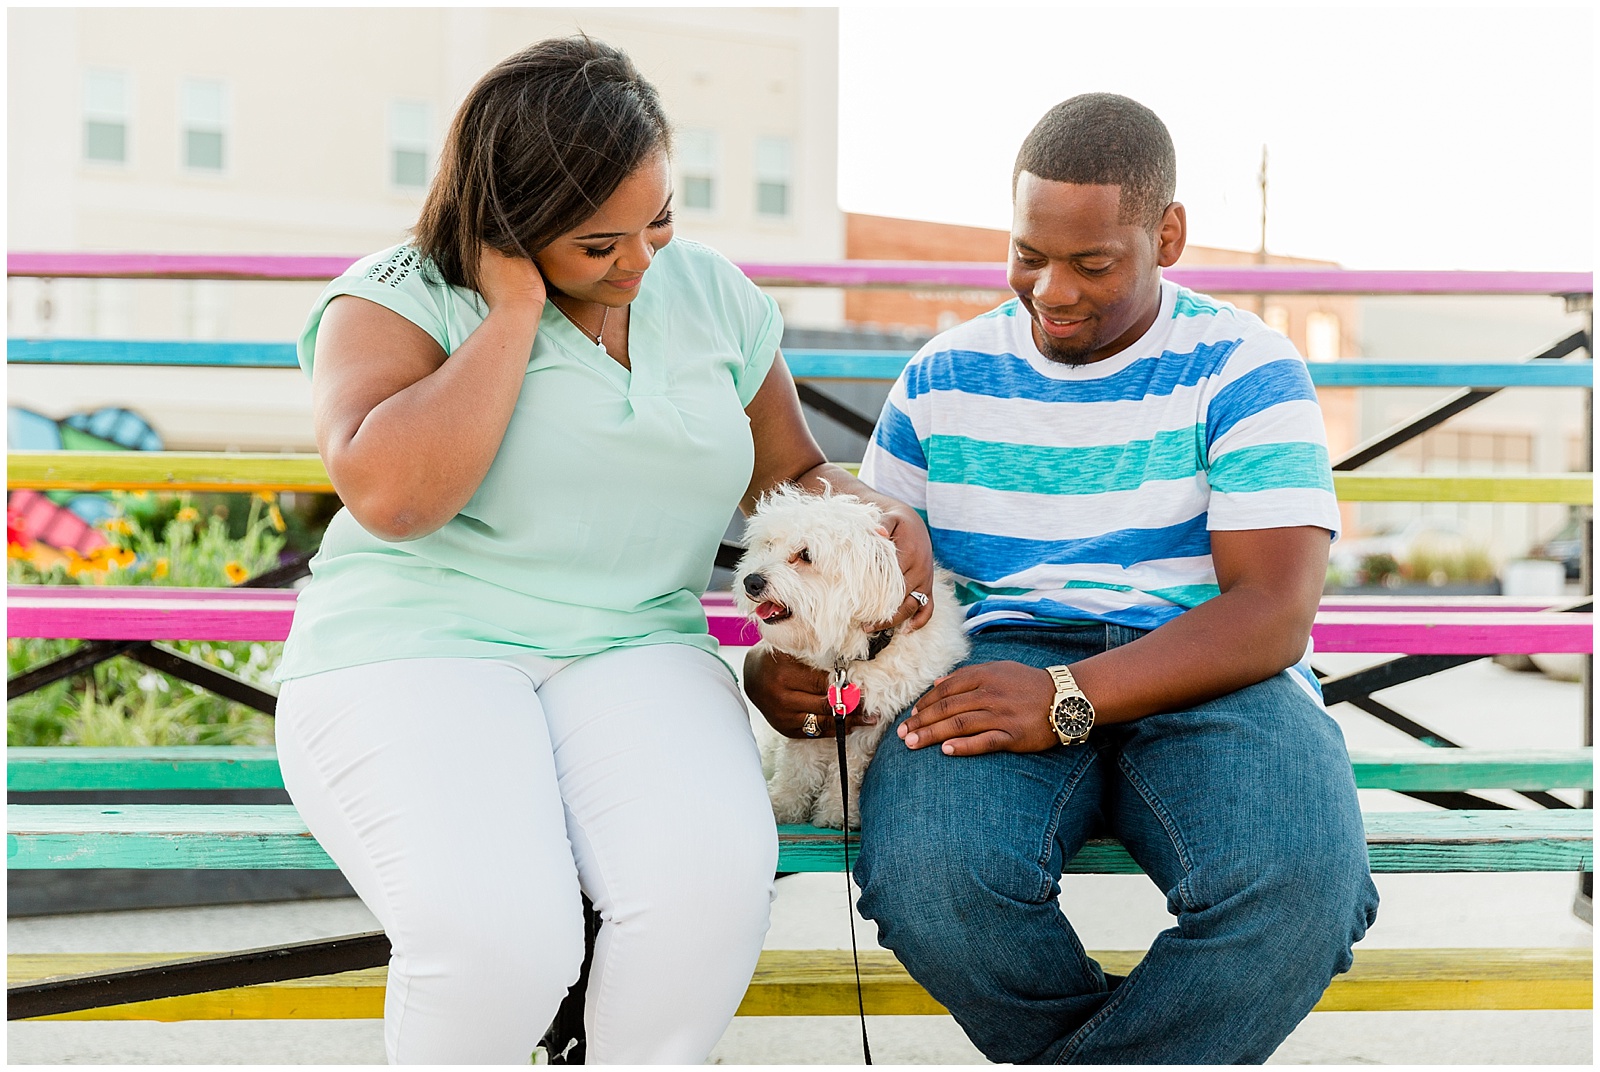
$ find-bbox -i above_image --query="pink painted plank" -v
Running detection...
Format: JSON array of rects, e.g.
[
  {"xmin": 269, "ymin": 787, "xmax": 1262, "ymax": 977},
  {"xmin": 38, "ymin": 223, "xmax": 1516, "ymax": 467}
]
[
  {"xmin": 6, "ymin": 253, "xmax": 359, "ymax": 282},
  {"xmin": 7, "ymin": 253, "xmax": 1591, "ymax": 296},
  {"xmin": 8, "ymin": 589, "xmax": 297, "ymax": 642},
  {"xmin": 706, "ymin": 604, "xmax": 760, "ymax": 647},
  {"xmin": 1318, "ymin": 595, "xmax": 1575, "ymax": 614},
  {"xmin": 13, "ymin": 585, "xmax": 295, "ymax": 603},
  {"xmin": 1311, "ymin": 612, "xmax": 1593, "ymax": 654},
  {"xmin": 10, "ymin": 588, "xmax": 1589, "ymax": 654}
]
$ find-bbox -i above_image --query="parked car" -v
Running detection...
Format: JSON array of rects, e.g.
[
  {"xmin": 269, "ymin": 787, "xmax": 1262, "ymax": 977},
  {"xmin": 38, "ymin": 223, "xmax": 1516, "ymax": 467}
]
[{"xmin": 1527, "ymin": 508, "xmax": 1584, "ymax": 581}]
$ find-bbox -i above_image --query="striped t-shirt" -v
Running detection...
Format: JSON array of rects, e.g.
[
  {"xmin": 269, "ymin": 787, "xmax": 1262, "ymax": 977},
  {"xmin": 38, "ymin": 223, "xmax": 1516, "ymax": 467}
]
[{"xmin": 860, "ymin": 279, "xmax": 1339, "ymax": 678}]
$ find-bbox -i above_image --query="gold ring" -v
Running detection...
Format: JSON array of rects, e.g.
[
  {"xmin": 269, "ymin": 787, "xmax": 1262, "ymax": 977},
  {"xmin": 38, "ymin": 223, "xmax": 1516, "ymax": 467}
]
[
  {"xmin": 801, "ymin": 713, "xmax": 821, "ymax": 737},
  {"xmin": 909, "ymin": 590, "xmax": 929, "ymax": 607}
]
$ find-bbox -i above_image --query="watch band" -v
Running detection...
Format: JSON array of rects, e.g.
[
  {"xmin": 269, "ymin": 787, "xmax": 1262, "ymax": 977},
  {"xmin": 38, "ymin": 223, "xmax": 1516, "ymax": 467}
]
[{"xmin": 1045, "ymin": 664, "xmax": 1095, "ymax": 746}]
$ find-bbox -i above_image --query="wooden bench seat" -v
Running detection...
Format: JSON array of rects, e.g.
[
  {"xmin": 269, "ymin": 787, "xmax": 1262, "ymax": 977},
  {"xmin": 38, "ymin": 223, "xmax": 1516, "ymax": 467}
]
[
  {"xmin": 9, "ymin": 946, "xmax": 1591, "ymax": 1021},
  {"xmin": 7, "ymin": 804, "xmax": 1591, "ymax": 874},
  {"xmin": 10, "ymin": 745, "xmax": 1593, "ymax": 794},
  {"xmin": 9, "ymin": 584, "xmax": 1595, "ymax": 654}
]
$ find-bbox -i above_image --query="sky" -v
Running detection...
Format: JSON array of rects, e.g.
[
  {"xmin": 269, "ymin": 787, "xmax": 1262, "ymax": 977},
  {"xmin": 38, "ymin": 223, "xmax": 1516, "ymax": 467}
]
[{"xmin": 835, "ymin": 4, "xmax": 1594, "ymax": 272}]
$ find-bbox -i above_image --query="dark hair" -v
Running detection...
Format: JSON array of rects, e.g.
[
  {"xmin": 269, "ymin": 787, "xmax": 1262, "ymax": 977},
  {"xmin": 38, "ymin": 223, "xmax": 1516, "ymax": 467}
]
[
  {"xmin": 1012, "ymin": 93, "xmax": 1176, "ymax": 231},
  {"xmin": 413, "ymin": 36, "xmax": 671, "ymax": 293}
]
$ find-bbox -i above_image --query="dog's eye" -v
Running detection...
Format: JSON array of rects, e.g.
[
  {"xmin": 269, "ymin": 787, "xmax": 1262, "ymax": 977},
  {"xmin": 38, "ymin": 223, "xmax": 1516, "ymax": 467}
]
[{"xmin": 792, "ymin": 547, "xmax": 812, "ymax": 564}]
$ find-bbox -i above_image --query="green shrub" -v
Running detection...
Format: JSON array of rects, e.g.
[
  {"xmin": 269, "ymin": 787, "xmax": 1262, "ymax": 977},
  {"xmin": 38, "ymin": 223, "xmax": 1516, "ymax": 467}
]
[{"xmin": 7, "ymin": 492, "xmax": 287, "ymax": 747}]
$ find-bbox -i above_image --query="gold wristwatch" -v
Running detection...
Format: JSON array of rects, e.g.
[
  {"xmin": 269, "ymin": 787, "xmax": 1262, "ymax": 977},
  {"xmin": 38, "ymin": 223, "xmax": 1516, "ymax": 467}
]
[{"xmin": 1045, "ymin": 665, "xmax": 1095, "ymax": 746}]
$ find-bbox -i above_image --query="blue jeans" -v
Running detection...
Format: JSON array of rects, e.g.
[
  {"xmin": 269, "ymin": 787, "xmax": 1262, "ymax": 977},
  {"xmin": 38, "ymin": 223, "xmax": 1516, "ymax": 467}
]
[{"xmin": 854, "ymin": 624, "xmax": 1380, "ymax": 1064}]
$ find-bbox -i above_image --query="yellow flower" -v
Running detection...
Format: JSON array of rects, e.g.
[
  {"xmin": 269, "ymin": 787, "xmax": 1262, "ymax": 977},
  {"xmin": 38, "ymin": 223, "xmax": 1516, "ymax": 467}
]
[
  {"xmin": 100, "ymin": 516, "xmax": 133, "ymax": 536},
  {"xmin": 68, "ymin": 551, "xmax": 110, "ymax": 578},
  {"xmin": 268, "ymin": 504, "xmax": 286, "ymax": 532},
  {"xmin": 153, "ymin": 557, "xmax": 170, "ymax": 579},
  {"xmin": 175, "ymin": 507, "xmax": 201, "ymax": 523},
  {"xmin": 103, "ymin": 547, "xmax": 136, "ymax": 570},
  {"xmin": 7, "ymin": 541, "xmax": 31, "ymax": 560},
  {"xmin": 224, "ymin": 561, "xmax": 249, "ymax": 584}
]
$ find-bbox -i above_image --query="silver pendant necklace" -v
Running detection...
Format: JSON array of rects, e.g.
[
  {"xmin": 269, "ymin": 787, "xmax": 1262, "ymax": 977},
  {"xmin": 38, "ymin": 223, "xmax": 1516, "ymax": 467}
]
[{"xmin": 556, "ymin": 299, "xmax": 610, "ymax": 347}]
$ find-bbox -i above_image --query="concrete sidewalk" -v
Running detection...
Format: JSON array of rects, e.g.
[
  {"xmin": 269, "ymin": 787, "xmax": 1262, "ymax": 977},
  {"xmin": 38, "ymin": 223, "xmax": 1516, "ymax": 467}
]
[{"xmin": 8, "ymin": 657, "xmax": 1593, "ymax": 1064}]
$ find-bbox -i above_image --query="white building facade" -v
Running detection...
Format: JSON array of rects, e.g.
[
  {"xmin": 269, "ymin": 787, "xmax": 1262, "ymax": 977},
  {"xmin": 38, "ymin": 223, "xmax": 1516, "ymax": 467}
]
[{"xmin": 8, "ymin": 7, "xmax": 843, "ymax": 450}]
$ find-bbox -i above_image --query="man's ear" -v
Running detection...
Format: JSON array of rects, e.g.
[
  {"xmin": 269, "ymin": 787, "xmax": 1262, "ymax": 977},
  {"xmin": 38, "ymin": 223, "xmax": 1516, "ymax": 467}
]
[{"xmin": 1156, "ymin": 202, "xmax": 1187, "ymax": 268}]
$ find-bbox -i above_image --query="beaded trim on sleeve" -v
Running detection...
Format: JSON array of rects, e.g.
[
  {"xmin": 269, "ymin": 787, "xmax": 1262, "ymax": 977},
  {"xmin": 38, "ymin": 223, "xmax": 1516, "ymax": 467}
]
[{"xmin": 363, "ymin": 248, "xmax": 422, "ymax": 288}]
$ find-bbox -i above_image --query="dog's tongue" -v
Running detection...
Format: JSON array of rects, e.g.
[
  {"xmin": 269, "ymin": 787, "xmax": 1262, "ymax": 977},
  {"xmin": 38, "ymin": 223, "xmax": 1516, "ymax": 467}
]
[{"xmin": 756, "ymin": 601, "xmax": 784, "ymax": 621}]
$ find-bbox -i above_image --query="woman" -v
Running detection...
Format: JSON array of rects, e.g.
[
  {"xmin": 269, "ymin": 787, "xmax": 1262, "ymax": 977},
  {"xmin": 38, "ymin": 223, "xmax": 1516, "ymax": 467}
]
[{"xmin": 272, "ymin": 37, "xmax": 933, "ymax": 1064}]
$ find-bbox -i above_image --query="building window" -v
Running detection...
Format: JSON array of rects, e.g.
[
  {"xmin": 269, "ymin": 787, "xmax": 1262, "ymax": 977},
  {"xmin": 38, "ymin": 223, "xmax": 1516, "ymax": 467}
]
[
  {"xmin": 754, "ymin": 136, "xmax": 792, "ymax": 218},
  {"xmin": 1305, "ymin": 311, "xmax": 1341, "ymax": 361},
  {"xmin": 677, "ymin": 129, "xmax": 717, "ymax": 212},
  {"xmin": 181, "ymin": 79, "xmax": 227, "ymax": 172},
  {"xmin": 84, "ymin": 70, "xmax": 129, "ymax": 164},
  {"xmin": 390, "ymin": 101, "xmax": 430, "ymax": 189}
]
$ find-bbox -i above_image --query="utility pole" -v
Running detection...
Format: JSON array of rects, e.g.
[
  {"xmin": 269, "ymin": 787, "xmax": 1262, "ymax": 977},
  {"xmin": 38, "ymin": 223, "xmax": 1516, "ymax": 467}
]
[
  {"xmin": 1255, "ymin": 144, "xmax": 1268, "ymax": 315},
  {"xmin": 1257, "ymin": 144, "xmax": 1269, "ymax": 264}
]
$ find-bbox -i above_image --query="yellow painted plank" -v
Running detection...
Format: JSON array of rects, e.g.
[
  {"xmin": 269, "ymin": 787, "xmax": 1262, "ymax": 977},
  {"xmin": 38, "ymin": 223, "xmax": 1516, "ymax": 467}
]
[
  {"xmin": 1333, "ymin": 473, "xmax": 1593, "ymax": 504},
  {"xmin": 9, "ymin": 453, "xmax": 1592, "ymax": 505},
  {"xmin": 6, "ymin": 451, "xmax": 332, "ymax": 493},
  {"xmin": 11, "ymin": 947, "xmax": 1590, "ymax": 1021}
]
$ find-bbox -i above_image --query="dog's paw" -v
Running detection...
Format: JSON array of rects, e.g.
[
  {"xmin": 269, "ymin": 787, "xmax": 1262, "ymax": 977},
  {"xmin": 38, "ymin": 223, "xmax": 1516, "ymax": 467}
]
[
  {"xmin": 809, "ymin": 803, "xmax": 853, "ymax": 830},
  {"xmin": 769, "ymin": 793, "xmax": 816, "ymax": 826}
]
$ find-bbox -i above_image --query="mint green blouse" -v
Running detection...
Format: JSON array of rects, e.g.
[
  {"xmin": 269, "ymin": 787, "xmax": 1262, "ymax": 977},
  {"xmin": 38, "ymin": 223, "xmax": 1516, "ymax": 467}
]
[{"xmin": 275, "ymin": 238, "xmax": 780, "ymax": 681}]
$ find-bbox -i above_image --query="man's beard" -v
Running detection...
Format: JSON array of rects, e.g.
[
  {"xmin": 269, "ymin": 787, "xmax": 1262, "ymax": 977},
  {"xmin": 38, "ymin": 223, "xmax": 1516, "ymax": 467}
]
[{"xmin": 1031, "ymin": 319, "xmax": 1099, "ymax": 366}]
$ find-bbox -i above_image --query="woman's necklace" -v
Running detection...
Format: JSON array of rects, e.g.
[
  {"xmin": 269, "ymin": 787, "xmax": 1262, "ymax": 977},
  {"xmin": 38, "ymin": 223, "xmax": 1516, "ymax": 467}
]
[{"xmin": 554, "ymin": 298, "xmax": 610, "ymax": 347}]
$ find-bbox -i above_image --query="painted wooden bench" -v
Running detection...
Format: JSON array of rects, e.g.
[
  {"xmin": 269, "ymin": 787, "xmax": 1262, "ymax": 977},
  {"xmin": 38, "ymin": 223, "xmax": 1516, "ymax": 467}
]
[
  {"xmin": 9, "ymin": 744, "xmax": 1593, "ymax": 796},
  {"xmin": 12, "ymin": 946, "xmax": 1590, "ymax": 1021},
  {"xmin": 7, "ymin": 257, "xmax": 1590, "ymax": 1037},
  {"xmin": 7, "ymin": 802, "xmax": 1591, "ymax": 875},
  {"xmin": 8, "ymin": 743, "xmax": 1592, "ymax": 1022},
  {"xmin": 9, "ymin": 584, "xmax": 1596, "ymax": 654},
  {"xmin": 10, "ymin": 448, "xmax": 1595, "ymax": 504}
]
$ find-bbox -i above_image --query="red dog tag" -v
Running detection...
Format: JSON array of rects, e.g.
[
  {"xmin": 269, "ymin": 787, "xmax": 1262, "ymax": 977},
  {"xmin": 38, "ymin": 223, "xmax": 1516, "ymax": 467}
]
[{"xmin": 827, "ymin": 681, "xmax": 861, "ymax": 717}]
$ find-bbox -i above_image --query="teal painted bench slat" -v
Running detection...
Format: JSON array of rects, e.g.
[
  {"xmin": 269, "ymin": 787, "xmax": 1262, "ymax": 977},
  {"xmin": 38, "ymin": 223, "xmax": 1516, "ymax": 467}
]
[
  {"xmin": 9, "ymin": 746, "xmax": 1592, "ymax": 794},
  {"xmin": 8, "ymin": 338, "xmax": 1595, "ymax": 387},
  {"xmin": 7, "ymin": 805, "xmax": 1591, "ymax": 875}
]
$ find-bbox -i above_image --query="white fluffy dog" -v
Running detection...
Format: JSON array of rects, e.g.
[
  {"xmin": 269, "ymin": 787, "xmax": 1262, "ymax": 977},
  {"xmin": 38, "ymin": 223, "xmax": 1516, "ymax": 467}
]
[{"xmin": 735, "ymin": 485, "xmax": 969, "ymax": 829}]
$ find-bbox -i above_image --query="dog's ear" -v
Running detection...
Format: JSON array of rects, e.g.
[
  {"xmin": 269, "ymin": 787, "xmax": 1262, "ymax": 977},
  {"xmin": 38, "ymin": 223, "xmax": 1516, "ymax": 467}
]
[{"xmin": 867, "ymin": 522, "xmax": 905, "ymax": 618}]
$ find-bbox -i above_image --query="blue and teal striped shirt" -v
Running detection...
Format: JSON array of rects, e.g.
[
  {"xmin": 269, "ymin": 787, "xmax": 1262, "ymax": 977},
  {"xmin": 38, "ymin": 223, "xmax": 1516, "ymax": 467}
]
[{"xmin": 859, "ymin": 280, "xmax": 1340, "ymax": 696}]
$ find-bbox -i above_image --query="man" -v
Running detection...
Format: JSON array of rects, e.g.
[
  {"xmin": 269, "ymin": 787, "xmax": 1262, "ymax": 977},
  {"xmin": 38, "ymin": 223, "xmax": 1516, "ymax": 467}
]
[{"xmin": 744, "ymin": 93, "xmax": 1379, "ymax": 1063}]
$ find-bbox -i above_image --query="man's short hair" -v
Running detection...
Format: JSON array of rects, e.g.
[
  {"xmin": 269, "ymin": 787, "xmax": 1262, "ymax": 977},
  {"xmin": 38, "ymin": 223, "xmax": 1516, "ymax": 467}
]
[{"xmin": 1012, "ymin": 93, "xmax": 1176, "ymax": 231}]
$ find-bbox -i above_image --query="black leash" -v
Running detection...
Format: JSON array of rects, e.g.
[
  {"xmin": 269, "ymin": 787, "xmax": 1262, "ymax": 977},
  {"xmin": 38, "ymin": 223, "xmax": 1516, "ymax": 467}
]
[{"xmin": 830, "ymin": 668, "xmax": 873, "ymax": 1065}]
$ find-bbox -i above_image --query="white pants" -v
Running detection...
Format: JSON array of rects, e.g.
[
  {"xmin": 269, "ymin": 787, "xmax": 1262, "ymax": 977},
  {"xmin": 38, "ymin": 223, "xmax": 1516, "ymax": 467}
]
[{"xmin": 275, "ymin": 644, "xmax": 777, "ymax": 1064}]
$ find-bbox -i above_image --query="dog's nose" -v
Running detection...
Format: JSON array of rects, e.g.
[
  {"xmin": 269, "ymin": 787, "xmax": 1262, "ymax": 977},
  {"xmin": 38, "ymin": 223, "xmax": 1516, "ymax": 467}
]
[{"xmin": 743, "ymin": 573, "xmax": 767, "ymax": 598}]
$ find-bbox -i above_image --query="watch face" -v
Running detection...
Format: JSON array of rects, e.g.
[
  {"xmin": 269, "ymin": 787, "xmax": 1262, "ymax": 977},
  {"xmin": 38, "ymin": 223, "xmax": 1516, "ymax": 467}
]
[{"xmin": 1053, "ymin": 696, "xmax": 1094, "ymax": 737}]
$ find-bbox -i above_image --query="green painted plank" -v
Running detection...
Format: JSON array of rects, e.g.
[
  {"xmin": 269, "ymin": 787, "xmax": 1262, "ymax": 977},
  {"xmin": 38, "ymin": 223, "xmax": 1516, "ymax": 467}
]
[
  {"xmin": 13, "ymin": 747, "xmax": 1590, "ymax": 794},
  {"xmin": 8, "ymin": 806, "xmax": 1589, "ymax": 874},
  {"xmin": 1332, "ymin": 473, "xmax": 1593, "ymax": 504},
  {"xmin": 1348, "ymin": 748, "xmax": 1593, "ymax": 791},
  {"xmin": 7, "ymin": 806, "xmax": 334, "ymax": 870},
  {"xmin": 6, "ymin": 747, "xmax": 284, "ymax": 792}
]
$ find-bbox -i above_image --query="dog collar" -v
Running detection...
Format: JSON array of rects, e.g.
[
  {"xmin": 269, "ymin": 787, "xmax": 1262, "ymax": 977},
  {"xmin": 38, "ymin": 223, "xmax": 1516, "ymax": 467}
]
[{"xmin": 865, "ymin": 628, "xmax": 894, "ymax": 661}]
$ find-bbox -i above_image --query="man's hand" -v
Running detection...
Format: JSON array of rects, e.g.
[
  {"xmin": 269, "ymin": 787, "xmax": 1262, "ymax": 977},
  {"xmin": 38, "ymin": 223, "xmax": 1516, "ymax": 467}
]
[
  {"xmin": 743, "ymin": 647, "xmax": 881, "ymax": 738},
  {"xmin": 898, "ymin": 661, "xmax": 1060, "ymax": 756}
]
